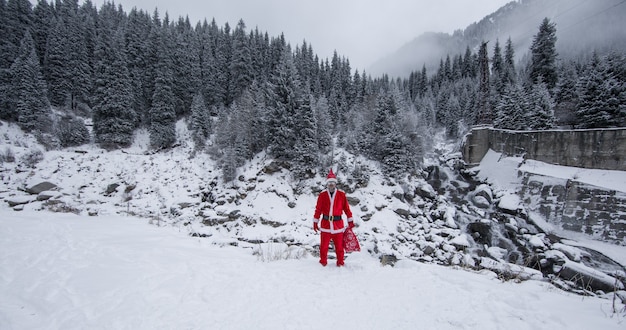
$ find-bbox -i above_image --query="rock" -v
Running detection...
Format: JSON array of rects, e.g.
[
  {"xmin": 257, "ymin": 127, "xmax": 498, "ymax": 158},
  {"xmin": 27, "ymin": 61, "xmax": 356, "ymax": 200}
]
[
  {"xmin": 479, "ymin": 257, "xmax": 543, "ymax": 281},
  {"xmin": 467, "ymin": 221, "xmax": 492, "ymax": 245},
  {"xmin": 347, "ymin": 196, "xmax": 360, "ymax": 206},
  {"xmin": 422, "ymin": 245, "xmax": 436, "ymax": 256},
  {"xmin": 6, "ymin": 195, "xmax": 35, "ymax": 207},
  {"xmin": 415, "ymin": 183, "xmax": 437, "ymax": 200},
  {"xmin": 178, "ymin": 202, "xmax": 193, "ymax": 209},
  {"xmin": 263, "ymin": 161, "xmax": 290, "ymax": 174},
  {"xmin": 228, "ymin": 210, "xmax": 241, "ymax": 221},
  {"xmin": 37, "ymin": 191, "xmax": 61, "ymax": 201},
  {"xmin": 473, "ymin": 184, "xmax": 493, "ymax": 203},
  {"xmin": 26, "ymin": 181, "xmax": 57, "ymax": 195},
  {"xmin": 105, "ymin": 183, "xmax": 120, "ymax": 195},
  {"xmin": 394, "ymin": 208, "xmax": 410, "ymax": 219},
  {"xmin": 380, "ymin": 254, "xmax": 398, "ymax": 266},
  {"xmin": 557, "ymin": 261, "xmax": 625, "ymax": 293},
  {"xmin": 202, "ymin": 216, "xmax": 232, "ymax": 226},
  {"xmin": 472, "ymin": 196, "xmax": 491, "ymax": 209},
  {"xmin": 124, "ymin": 184, "xmax": 136, "ymax": 193},
  {"xmin": 497, "ymin": 193, "xmax": 522, "ymax": 215},
  {"xmin": 449, "ymin": 234, "xmax": 470, "ymax": 250}
]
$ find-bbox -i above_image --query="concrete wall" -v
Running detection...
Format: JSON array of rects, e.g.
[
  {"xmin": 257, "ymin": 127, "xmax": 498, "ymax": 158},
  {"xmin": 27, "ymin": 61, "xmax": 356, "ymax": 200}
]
[
  {"xmin": 462, "ymin": 126, "xmax": 626, "ymax": 243},
  {"xmin": 462, "ymin": 127, "xmax": 626, "ymax": 171}
]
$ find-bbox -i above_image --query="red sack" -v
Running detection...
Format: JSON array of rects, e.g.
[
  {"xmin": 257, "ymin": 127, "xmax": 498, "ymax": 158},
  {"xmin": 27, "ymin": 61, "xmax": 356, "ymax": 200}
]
[{"xmin": 343, "ymin": 227, "xmax": 361, "ymax": 252}]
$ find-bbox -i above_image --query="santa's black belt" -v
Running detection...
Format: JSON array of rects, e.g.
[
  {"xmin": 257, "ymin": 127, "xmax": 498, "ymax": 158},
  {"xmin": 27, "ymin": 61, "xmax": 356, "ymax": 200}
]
[{"xmin": 323, "ymin": 215, "xmax": 342, "ymax": 221}]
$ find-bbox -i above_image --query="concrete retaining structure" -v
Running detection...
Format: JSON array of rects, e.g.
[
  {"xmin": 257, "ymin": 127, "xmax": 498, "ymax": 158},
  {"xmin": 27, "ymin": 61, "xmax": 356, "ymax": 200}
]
[
  {"xmin": 462, "ymin": 126, "xmax": 626, "ymax": 244},
  {"xmin": 462, "ymin": 126, "xmax": 626, "ymax": 171},
  {"xmin": 520, "ymin": 173, "xmax": 626, "ymax": 243}
]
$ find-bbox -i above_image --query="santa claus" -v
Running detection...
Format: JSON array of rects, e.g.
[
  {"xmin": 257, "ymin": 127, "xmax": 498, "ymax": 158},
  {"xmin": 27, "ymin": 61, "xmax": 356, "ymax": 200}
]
[{"xmin": 313, "ymin": 169, "xmax": 354, "ymax": 266}]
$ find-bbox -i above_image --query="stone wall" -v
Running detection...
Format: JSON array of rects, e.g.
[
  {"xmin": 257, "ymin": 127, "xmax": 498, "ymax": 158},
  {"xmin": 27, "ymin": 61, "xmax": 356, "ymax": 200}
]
[{"xmin": 462, "ymin": 126, "xmax": 626, "ymax": 171}]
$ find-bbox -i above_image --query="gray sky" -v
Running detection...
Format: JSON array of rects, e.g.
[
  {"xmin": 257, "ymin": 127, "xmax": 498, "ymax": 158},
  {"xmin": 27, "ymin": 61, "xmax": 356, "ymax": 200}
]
[{"xmin": 87, "ymin": 0, "xmax": 512, "ymax": 70}]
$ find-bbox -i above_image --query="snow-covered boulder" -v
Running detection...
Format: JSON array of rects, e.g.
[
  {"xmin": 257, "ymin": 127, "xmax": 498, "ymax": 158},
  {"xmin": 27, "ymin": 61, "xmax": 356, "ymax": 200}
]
[
  {"xmin": 37, "ymin": 190, "xmax": 62, "ymax": 201},
  {"xmin": 497, "ymin": 193, "xmax": 522, "ymax": 214},
  {"xmin": 25, "ymin": 181, "xmax": 57, "ymax": 195},
  {"xmin": 472, "ymin": 184, "xmax": 493, "ymax": 208},
  {"xmin": 558, "ymin": 260, "xmax": 624, "ymax": 293},
  {"xmin": 6, "ymin": 195, "xmax": 36, "ymax": 207}
]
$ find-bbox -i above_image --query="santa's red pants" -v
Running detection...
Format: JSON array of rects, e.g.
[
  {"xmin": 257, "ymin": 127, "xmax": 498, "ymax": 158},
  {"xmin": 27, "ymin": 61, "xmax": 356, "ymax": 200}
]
[{"xmin": 320, "ymin": 231, "xmax": 344, "ymax": 266}]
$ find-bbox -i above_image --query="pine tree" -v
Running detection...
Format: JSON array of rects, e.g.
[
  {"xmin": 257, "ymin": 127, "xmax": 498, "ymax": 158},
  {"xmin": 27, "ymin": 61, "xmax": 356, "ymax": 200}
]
[
  {"xmin": 32, "ymin": 0, "xmax": 53, "ymax": 66},
  {"xmin": 10, "ymin": 31, "xmax": 51, "ymax": 132},
  {"xmin": 189, "ymin": 91, "xmax": 210, "ymax": 147},
  {"xmin": 149, "ymin": 27, "xmax": 176, "ymax": 150},
  {"xmin": 529, "ymin": 18, "xmax": 558, "ymax": 90},
  {"xmin": 266, "ymin": 49, "xmax": 301, "ymax": 161},
  {"xmin": 41, "ymin": 0, "xmax": 91, "ymax": 109},
  {"xmin": 493, "ymin": 83, "xmax": 529, "ymax": 130},
  {"xmin": 125, "ymin": 8, "xmax": 152, "ymax": 126},
  {"xmin": 199, "ymin": 19, "xmax": 219, "ymax": 107},
  {"xmin": 313, "ymin": 96, "xmax": 332, "ymax": 155},
  {"xmin": 476, "ymin": 41, "xmax": 491, "ymax": 124},
  {"xmin": 292, "ymin": 92, "xmax": 318, "ymax": 179},
  {"xmin": 228, "ymin": 19, "xmax": 252, "ymax": 104},
  {"xmin": 237, "ymin": 83, "xmax": 268, "ymax": 155},
  {"xmin": 554, "ymin": 61, "xmax": 579, "ymax": 127},
  {"xmin": 462, "ymin": 46, "xmax": 476, "ymax": 78},
  {"xmin": 171, "ymin": 17, "xmax": 201, "ymax": 117},
  {"xmin": 368, "ymin": 91, "xmax": 395, "ymax": 161},
  {"xmin": 491, "ymin": 40, "xmax": 505, "ymax": 96},
  {"xmin": 213, "ymin": 22, "xmax": 231, "ymax": 106},
  {"xmin": 380, "ymin": 125, "xmax": 412, "ymax": 178},
  {"xmin": 529, "ymin": 79, "xmax": 556, "ymax": 129},
  {"xmin": 44, "ymin": 16, "xmax": 71, "ymax": 106},
  {"xmin": 5, "ymin": 0, "xmax": 33, "ymax": 54},
  {"xmin": 56, "ymin": 114, "xmax": 89, "ymax": 147},
  {"xmin": 1, "ymin": 0, "xmax": 34, "ymax": 118},
  {"xmin": 92, "ymin": 26, "xmax": 136, "ymax": 148},
  {"xmin": 575, "ymin": 53, "xmax": 626, "ymax": 128},
  {"xmin": 0, "ymin": 0, "xmax": 10, "ymax": 118},
  {"xmin": 503, "ymin": 37, "xmax": 516, "ymax": 85}
]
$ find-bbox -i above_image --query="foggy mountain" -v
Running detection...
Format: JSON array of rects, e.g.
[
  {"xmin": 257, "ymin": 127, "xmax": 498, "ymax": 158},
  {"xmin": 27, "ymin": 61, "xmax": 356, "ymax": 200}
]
[{"xmin": 369, "ymin": 0, "xmax": 626, "ymax": 78}]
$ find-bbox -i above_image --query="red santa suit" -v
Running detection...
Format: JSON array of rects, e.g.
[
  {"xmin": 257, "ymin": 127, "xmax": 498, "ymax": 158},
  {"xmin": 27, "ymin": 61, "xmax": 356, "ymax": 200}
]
[{"xmin": 313, "ymin": 169, "xmax": 354, "ymax": 266}]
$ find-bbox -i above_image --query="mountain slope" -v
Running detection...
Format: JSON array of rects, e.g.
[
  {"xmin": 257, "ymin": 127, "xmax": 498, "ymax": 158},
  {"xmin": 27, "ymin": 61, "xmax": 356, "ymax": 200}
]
[{"xmin": 370, "ymin": 0, "xmax": 626, "ymax": 77}]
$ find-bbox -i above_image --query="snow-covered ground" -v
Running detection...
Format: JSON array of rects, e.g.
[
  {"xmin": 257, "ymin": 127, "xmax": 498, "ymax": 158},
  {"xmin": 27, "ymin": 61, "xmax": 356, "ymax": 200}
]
[{"xmin": 1, "ymin": 211, "xmax": 625, "ymax": 330}]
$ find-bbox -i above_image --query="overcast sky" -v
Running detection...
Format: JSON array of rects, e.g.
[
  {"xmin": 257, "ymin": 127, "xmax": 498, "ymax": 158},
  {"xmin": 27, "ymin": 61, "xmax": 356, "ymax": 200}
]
[{"xmin": 70, "ymin": 0, "xmax": 513, "ymax": 71}]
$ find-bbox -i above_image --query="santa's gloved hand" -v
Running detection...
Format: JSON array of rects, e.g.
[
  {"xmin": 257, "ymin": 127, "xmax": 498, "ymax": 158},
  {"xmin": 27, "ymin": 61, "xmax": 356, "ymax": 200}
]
[
  {"xmin": 348, "ymin": 222, "xmax": 355, "ymax": 229},
  {"xmin": 313, "ymin": 222, "xmax": 319, "ymax": 233}
]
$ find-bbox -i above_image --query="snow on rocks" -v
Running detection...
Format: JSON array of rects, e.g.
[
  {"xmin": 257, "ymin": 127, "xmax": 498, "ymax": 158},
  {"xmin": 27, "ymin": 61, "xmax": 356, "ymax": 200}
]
[
  {"xmin": 479, "ymin": 257, "xmax": 544, "ymax": 281},
  {"xmin": 1, "ymin": 121, "xmax": 625, "ymax": 297},
  {"xmin": 472, "ymin": 183, "xmax": 493, "ymax": 208}
]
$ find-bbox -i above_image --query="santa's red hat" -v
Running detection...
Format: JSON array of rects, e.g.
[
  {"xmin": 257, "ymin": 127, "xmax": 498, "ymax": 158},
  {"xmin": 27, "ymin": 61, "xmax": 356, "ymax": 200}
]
[{"xmin": 326, "ymin": 169, "xmax": 337, "ymax": 183}]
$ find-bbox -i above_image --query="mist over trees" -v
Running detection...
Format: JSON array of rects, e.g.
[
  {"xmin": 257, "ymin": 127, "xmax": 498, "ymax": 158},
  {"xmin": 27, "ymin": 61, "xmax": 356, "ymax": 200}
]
[{"xmin": 0, "ymin": 0, "xmax": 625, "ymax": 181}]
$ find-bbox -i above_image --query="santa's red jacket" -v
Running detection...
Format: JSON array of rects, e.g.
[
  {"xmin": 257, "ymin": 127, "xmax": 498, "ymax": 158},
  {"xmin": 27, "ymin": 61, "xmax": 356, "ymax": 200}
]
[{"xmin": 313, "ymin": 189, "xmax": 353, "ymax": 234}]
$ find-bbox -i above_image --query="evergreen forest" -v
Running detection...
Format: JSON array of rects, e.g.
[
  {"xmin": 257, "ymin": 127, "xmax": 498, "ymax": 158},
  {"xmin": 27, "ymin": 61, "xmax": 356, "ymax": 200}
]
[{"xmin": 1, "ymin": 0, "xmax": 625, "ymax": 181}]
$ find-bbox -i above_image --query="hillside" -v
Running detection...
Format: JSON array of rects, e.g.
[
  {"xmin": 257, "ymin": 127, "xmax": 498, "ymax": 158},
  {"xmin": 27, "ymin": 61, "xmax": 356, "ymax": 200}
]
[
  {"xmin": 370, "ymin": 0, "xmax": 626, "ymax": 77},
  {"xmin": 1, "ymin": 120, "xmax": 625, "ymax": 299}
]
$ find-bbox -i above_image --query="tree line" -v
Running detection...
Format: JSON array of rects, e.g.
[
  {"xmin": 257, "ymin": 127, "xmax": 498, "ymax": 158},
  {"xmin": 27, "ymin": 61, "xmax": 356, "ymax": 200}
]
[{"xmin": 1, "ymin": 0, "xmax": 625, "ymax": 181}]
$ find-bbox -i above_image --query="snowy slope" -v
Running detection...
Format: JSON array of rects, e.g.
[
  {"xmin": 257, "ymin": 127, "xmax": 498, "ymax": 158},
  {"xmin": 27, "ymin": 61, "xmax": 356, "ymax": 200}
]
[
  {"xmin": 1, "ymin": 120, "xmax": 626, "ymax": 329},
  {"xmin": 1, "ymin": 211, "xmax": 624, "ymax": 330}
]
